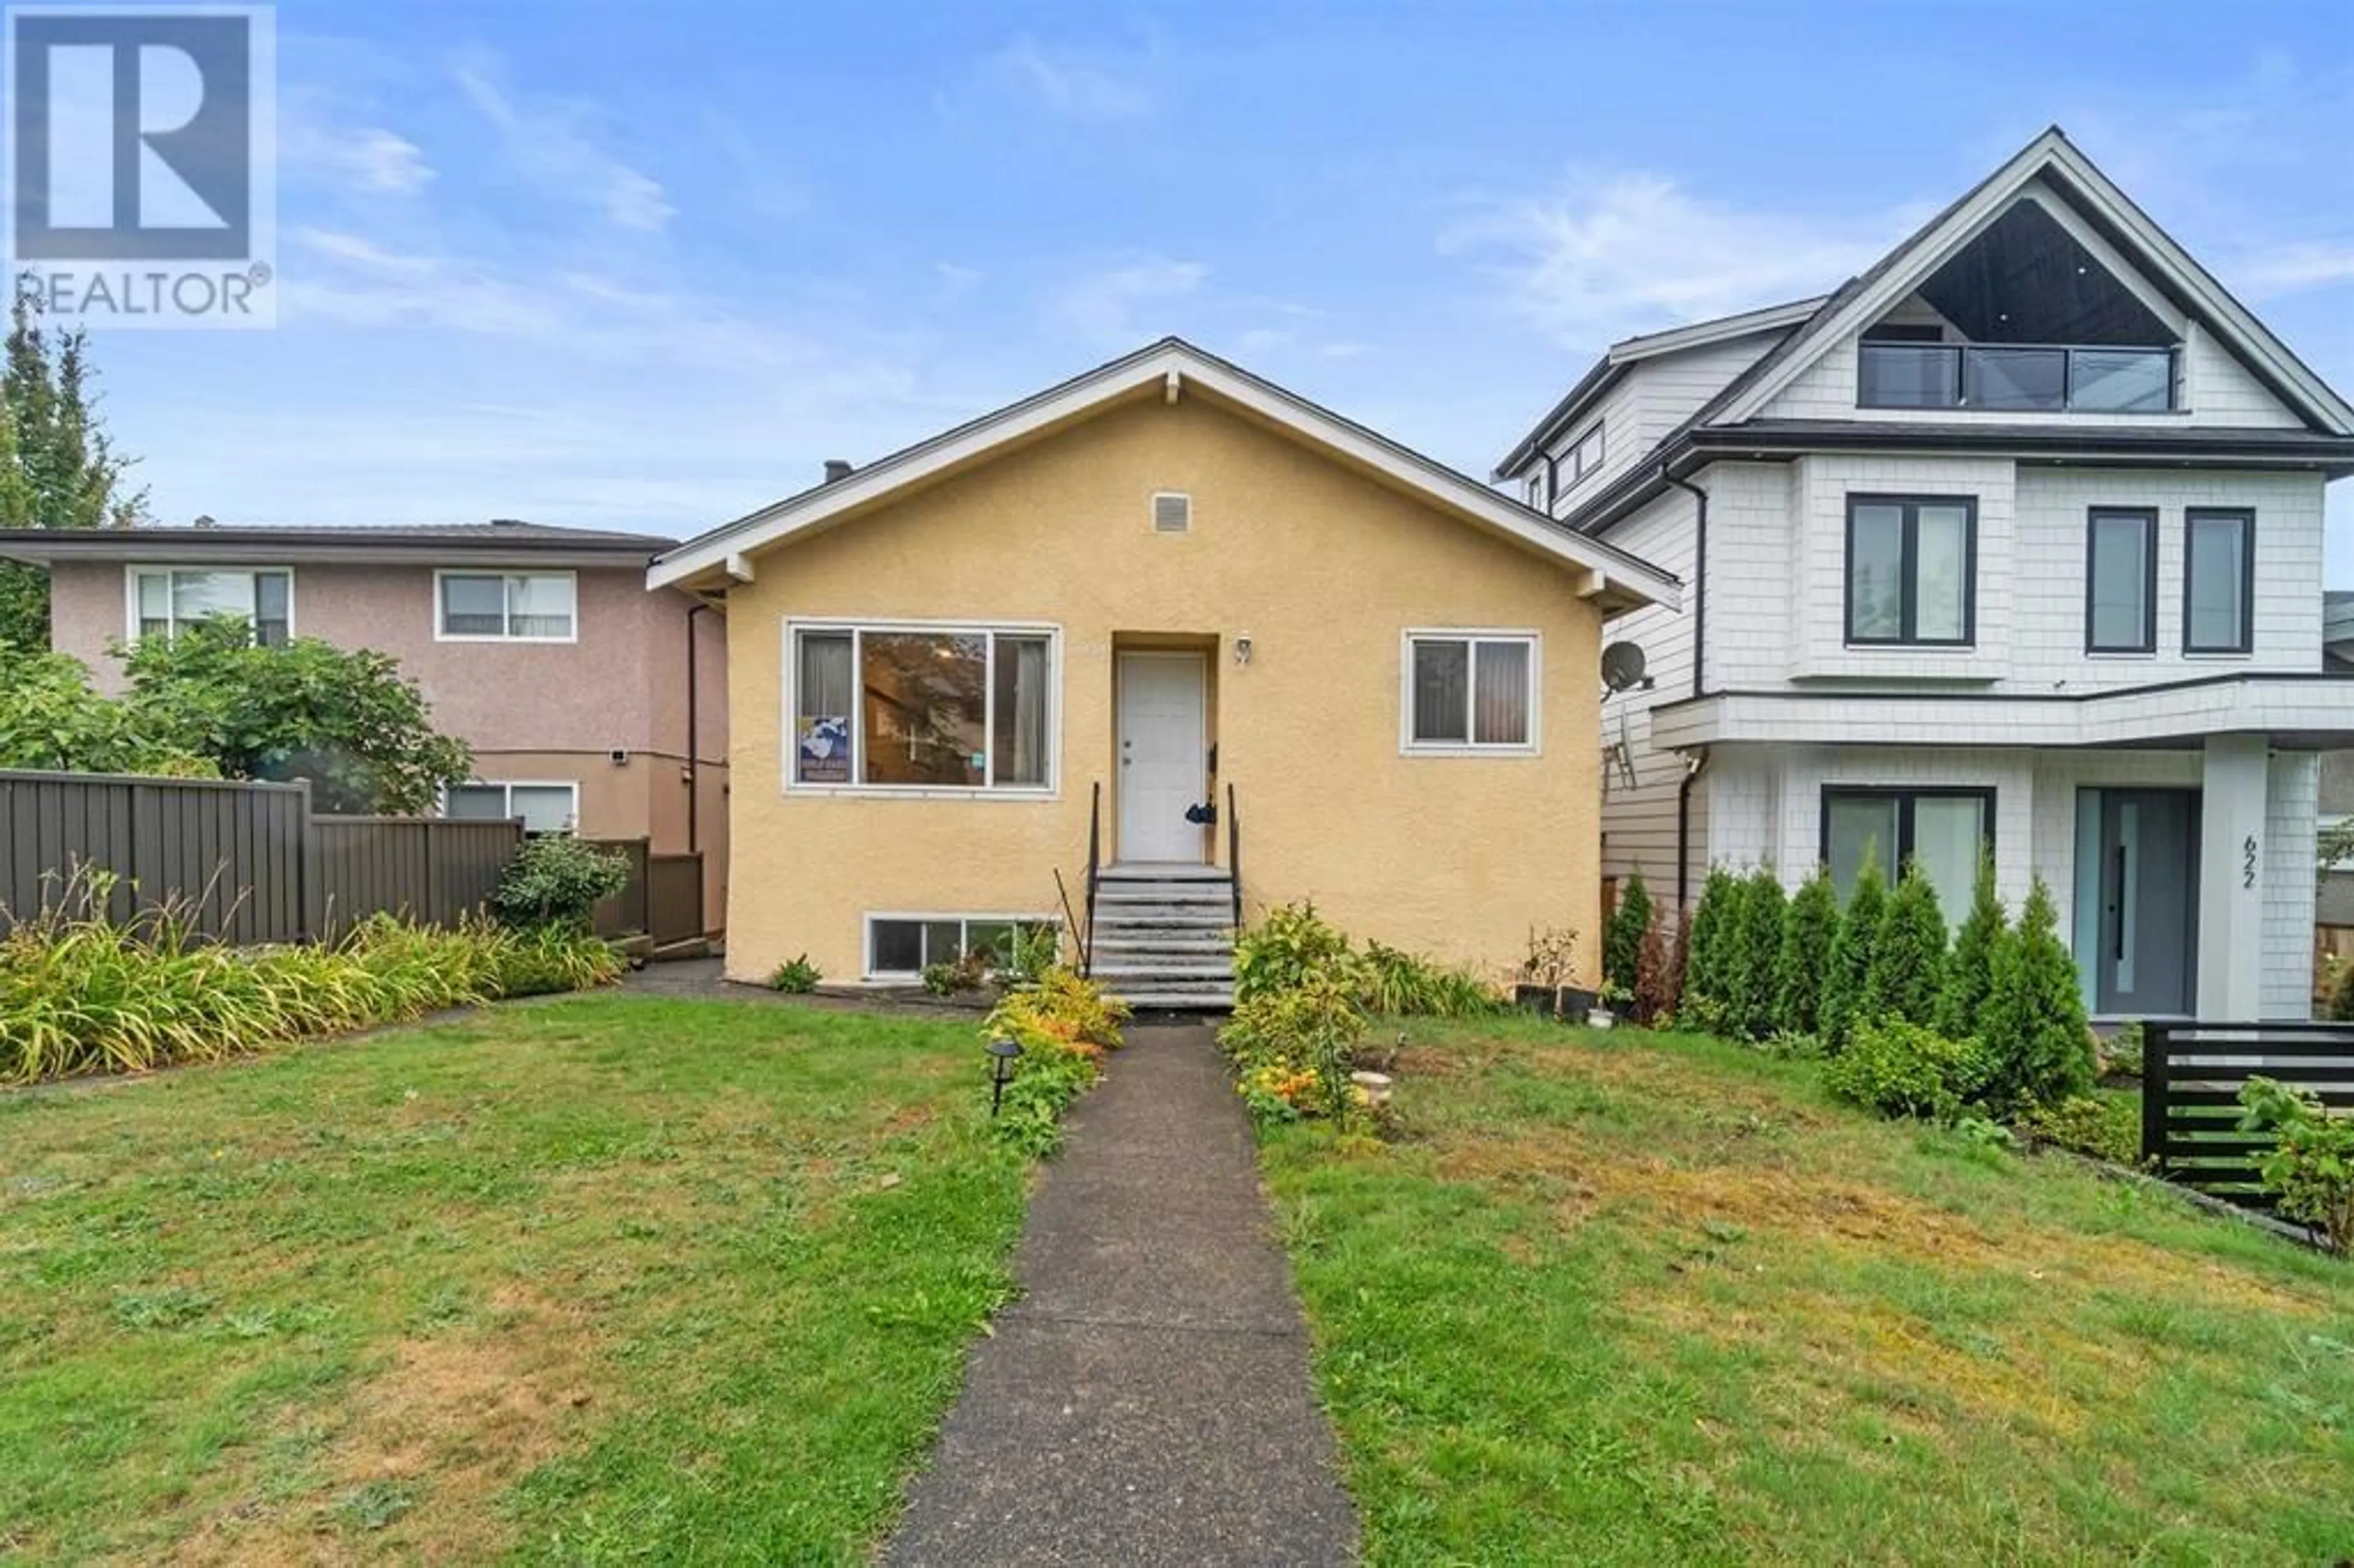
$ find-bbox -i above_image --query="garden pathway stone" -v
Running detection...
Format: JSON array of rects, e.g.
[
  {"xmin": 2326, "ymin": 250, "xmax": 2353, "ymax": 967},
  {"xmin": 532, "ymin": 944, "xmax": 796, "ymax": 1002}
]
[{"xmin": 884, "ymin": 1022, "xmax": 1360, "ymax": 1567}]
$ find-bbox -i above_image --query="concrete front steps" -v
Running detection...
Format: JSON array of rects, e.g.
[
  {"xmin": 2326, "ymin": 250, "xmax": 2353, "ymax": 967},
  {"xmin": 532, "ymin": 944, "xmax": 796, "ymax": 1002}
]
[{"xmin": 1090, "ymin": 865, "xmax": 1237, "ymax": 1011}]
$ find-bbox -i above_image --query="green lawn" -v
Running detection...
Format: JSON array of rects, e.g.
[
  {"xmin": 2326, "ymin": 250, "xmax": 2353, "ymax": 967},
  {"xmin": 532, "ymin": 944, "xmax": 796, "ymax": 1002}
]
[
  {"xmin": 1263, "ymin": 1018, "xmax": 2354, "ymax": 1566},
  {"xmin": 0, "ymin": 995, "xmax": 1026, "ymax": 1565}
]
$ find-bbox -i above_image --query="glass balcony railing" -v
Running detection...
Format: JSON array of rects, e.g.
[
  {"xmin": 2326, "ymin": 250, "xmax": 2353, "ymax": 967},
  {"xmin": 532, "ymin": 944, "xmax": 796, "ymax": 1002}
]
[{"xmin": 1857, "ymin": 343, "xmax": 2177, "ymax": 414}]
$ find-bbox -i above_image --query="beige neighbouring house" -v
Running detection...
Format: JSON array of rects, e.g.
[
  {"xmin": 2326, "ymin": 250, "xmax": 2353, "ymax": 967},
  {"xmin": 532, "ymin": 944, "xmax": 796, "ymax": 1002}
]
[{"xmin": 649, "ymin": 339, "xmax": 1678, "ymax": 1003}]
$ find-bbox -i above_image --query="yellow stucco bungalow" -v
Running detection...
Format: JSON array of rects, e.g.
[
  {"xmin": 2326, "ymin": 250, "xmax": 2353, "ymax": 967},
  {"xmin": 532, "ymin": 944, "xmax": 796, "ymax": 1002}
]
[{"xmin": 648, "ymin": 340, "xmax": 1678, "ymax": 1003}]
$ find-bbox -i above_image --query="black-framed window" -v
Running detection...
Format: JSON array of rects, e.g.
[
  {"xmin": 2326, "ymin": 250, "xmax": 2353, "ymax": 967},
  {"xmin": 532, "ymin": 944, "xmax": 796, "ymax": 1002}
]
[
  {"xmin": 2183, "ymin": 508, "xmax": 2255, "ymax": 654},
  {"xmin": 2085, "ymin": 507, "xmax": 2157, "ymax": 653},
  {"xmin": 1845, "ymin": 495, "xmax": 1976, "ymax": 647},
  {"xmin": 1820, "ymin": 786, "xmax": 1993, "ymax": 928}
]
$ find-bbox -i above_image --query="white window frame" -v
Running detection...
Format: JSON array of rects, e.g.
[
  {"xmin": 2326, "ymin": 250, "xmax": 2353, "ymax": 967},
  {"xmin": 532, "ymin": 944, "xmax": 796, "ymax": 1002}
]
[
  {"xmin": 863, "ymin": 911, "xmax": 1061, "ymax": 981},
  {"xmin": 783, "ymin": 616, "xmax": 1062, "ymax": 800},
  {"xmin": 432, "ymin": 568, "xmax": 579, "ymax": 644},
  {"xmin": 123, "ymin": 564, "xmax": 296, "ymax": 642},
  {"xmin": 1399, "ymin": 628, "xmax": 1542, "ymax": 757},
  {"xmin": 1566, "ymin": 423, "xmax": 1604, "ymax": 488},
  {"xmin": 440, "ymin": 778, "xmax": 581, "ymax": 834}
]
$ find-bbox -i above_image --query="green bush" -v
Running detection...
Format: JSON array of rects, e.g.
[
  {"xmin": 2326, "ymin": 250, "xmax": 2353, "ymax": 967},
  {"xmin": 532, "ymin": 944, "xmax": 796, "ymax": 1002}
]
[
  {"xmin": 2237, "ymin": 1077, "xmax": 2354, "ymax": 1254},
  {"xmin": 1362, "ymin": 942, "xmax": 1504, "ymax": 1018},
  {"xmin": 0, "ymin": 877, "xmax": 615, "ymax": 1084},
  {"xmin": 769, "ymin": 954, "xmax": 821, "ymax": 993},
  {"xmin": 981, "ymin": 967, "xmax": 1131, "ymax": 1157},
  {"xmin": 2021, "ymin": 1095, "xmax": 2141, "ymax": 1166},
  {"xmin": 1775, "ymin": 866, "xmax": 1840, "ymax": 1037},
  {"xmin": 1823, "ymin": 1018, "xmax": 1987, "ymax": 1122},
  {"xmin": 1819, "ymin": 852, "xmax": 1887, "ymax": 1054},
  {"xmin": 1978, "ymin": 877, "xmax": 2094, "ymax": 1115},
  {"xmin": 989, "ymin": 923, "xmax": 1061, "ymax": 988},
  {"xmin": 1935, "ymin": 848, "xmax": 2005, "ymax": 1043},
  {"xmin": 1604, "ymin": 871, "xmax": 1652, "ymax": 997},
  {"xmin": 921, "ymin": 951, "xmax": 987, "ymax": 996},
  {"xmin": 490, "ymin": 836, "xmax": 633, "ymax": 931},
  {"xmin": 1863, "ymin": 859, "xmax": 1948, "ymax": 1029},
  {"xmin": 1682, "ymin": 867, "xmax": 1743, "ymax": 1035},
  {"xmin": 1726, "ymin": 866, "xmax": 1786, "ymax": 1040},
  {"xmin": 1221, "ymin": 965, "xmax": 1370, "ymax": 1126},
  {"xmin": 1633, "ymin": 914, "xmax": 1678, "ymax": 1026},
  {"xmin": 1234, "ymin": 900, "xmax": 1359, "ymax": 1002}
]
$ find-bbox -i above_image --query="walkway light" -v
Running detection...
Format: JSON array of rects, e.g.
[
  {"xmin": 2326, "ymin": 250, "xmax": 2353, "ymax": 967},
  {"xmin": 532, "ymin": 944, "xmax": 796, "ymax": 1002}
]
[{"xmin": 986, "ymin": 1036, "xmax": 1024, "ymax": 1115}]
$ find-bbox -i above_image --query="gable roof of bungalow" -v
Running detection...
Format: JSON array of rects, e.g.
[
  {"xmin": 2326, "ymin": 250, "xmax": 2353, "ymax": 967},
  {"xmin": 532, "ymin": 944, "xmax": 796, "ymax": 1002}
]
[
  {"xmin": 1494, "ymin": 126, "xmax": 2354, "ymax": 538},
  {"xmin": 648, "ymin": 337, "xmax": 1680, "ymax": 614}
]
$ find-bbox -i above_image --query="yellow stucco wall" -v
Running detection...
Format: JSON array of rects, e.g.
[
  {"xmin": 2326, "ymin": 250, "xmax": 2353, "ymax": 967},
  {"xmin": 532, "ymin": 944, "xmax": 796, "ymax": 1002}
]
[{"xmin": 722, "ymin": 389, "xmax": 1607, "ymax": 985}]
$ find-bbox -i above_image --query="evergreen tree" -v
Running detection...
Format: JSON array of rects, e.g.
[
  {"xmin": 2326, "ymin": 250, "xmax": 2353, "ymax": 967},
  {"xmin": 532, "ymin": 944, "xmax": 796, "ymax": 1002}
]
[
  {"xmin": 1935, "ymin": 848, "xmax": 2006, "ymax": 1042},
  {"xmin": 1605, "ymin": 869, "xmax": 1653, "ymax": 996},
  {"xmin": 1633, "ymin": 913, "xmax": 1674, "ymax": 1025},
  {"xmin": 1683, "ymin": 866, "xmax": 1743, "ymax": 1034},
  {"xmin": 1864, "ymin": 859, "xmax": 1949, "ymax": 1027},
  {"xmin": 1730, "ymin": 864, "xmax": 1788, "ymax": 1040},
  {"xmin": 0, "ymin": 296, "xmax": 148, "ymax": 649},
  {"xmin": 1775, "ymin": 865, "xmax": 1842, "ymax": 1037},
  {"xmin": 1979, "ymin": 876, "xmax": 2095, "ymax": 1114},
  {"xmin": 1819, "ymin": 850, "xmax": 1888, "ymax": 1054}
]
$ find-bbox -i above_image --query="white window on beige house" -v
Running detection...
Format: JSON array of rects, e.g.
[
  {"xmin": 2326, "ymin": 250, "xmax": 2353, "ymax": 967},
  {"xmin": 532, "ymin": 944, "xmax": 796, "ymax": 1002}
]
[
  {"xmin": 788, "ymin": 622, "xmax": 1056, "ymax": 793},
  {"xmin": 444, "ymin": 780, "xmax": 579, "ymax": 834},
  {"xmin": 127, "ymin": 566, "xmax": 292, "ymax": 645},
  {"xmin": 1402, "ymin": 630, "xmax": 1539, "ymax": 753},
  {"xmin": 435, "ymin": 571, "xmax": 577, "ymax": 642}
]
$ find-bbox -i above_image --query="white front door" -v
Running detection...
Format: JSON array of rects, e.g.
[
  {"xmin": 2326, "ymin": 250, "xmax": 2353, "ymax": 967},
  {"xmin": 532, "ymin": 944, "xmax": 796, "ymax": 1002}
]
[{"xmin": 1117, "ymin": 651, "xmax": 1206, "ymax": 864}]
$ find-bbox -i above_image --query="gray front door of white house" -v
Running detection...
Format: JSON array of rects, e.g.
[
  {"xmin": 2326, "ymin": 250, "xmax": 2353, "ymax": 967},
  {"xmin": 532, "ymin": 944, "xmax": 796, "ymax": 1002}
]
[{"xmin": 2092, "ymin": 788, "xmax": 2201, "ymax": 1017}]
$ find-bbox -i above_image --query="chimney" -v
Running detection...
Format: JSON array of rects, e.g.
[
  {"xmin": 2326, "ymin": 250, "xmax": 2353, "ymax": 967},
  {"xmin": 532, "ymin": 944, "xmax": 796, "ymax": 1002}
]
[
  {"xmin": 823, "ymin": 459, "xmax": 854, "ymax": 484},
  {"xmin": 192, "ymin": 514, "xmax": 216, "ymax": 529}
]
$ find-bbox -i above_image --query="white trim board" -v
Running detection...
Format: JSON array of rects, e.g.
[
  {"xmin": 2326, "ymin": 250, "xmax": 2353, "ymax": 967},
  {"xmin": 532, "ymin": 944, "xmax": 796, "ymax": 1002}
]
[{"xmin": 649, "ymin": 340, "xmax": 1680, "ymax": 613}]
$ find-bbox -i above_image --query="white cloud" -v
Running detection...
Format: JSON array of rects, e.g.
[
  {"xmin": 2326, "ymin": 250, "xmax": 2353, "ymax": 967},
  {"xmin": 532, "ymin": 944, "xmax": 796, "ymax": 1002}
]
[
  {"xmin": 991, "ymin": 37, "xmax": 1154, "ymax": 122},
  {"xmin": 1047, "ymin": 257, "xmax": 1206, "ymax": 348},
  {"xmin": 2235, "ymin": 241, "xmax": 2354, "ymax": 295},
  {"xmin": 1443, "ymin": 171, "xmax": 1920, "ymax": 349},
  {"xmin": 281, "ymin": 118, "xmax": 433, "ymax": 196},
  {"xmin": 454, "ymin": 56, "xmax": 675, "ymax": 232}
]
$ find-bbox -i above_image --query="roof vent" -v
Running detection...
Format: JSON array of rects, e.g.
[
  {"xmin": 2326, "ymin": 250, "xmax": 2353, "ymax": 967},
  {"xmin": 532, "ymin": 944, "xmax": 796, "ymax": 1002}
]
[
  {"xmin": 823, "ymin": 459, "xmax": 855, "ymax": 484},
  {"xmin": 192, "ymin": 514, "xmax": 216, "ymax": 529},
  {"xmin": 1152, "ymin": 492, "xmax": 1191, "ymax": 534}
]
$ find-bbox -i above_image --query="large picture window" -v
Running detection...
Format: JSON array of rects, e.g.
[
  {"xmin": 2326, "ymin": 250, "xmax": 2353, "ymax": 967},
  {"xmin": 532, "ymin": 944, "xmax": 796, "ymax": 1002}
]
[
  {"xmin": 1821, "ymin": 786, "xmax": 1992, "ymax": 929},
  {"xmin": 1405, "ymin": 631, "xmax": 1537, "ymax": 752},
  {"xmin": 2182, "ymin": 508, "xmax": 2254, "ymax": 654},
  {"xmin": 436, "ymin": 571, "xmax": 577, "ymax": 642},
  {"xmin": 128, "ymin": 566, "xmax": 292, "ymax": 646},
  {"xmin": 2085, "ymin": 508, "xmax": 2157, "ymax": 653},
  {"xmin": 1845, "ymin": 495, "xmax": 1976, "ymax": 647},
  {"xmin": 791, "ymin": 623, "xmax": 1056, "ymax": 791}
]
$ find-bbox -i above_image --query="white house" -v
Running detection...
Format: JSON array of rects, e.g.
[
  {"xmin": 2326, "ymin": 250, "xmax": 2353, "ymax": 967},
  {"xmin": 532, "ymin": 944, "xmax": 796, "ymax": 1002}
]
[{"xmin": 1496, "ymin": 127, "xmax": 2354, "ymax": 1022}]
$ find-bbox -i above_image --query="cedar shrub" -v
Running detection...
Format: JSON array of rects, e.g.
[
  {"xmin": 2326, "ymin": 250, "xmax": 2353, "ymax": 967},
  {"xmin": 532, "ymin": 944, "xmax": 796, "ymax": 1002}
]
[{"xmin": 1775, "ymin": 865, "xmax": 1840, "ymax": 1038}]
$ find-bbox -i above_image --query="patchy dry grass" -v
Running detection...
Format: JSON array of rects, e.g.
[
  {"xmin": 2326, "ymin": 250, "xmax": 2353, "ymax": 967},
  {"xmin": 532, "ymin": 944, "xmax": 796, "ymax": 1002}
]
[
  {"xmin": 0, "ymin": 995, "xmax": 1028, "ymax": 1564},
  {"xmin": 1262, "ymin": 1017, "xmax": 2354, "ymax": 1566}
]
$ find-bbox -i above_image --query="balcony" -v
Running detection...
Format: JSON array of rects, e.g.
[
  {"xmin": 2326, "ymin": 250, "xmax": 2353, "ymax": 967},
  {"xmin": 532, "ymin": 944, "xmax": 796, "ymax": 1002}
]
[{"xmin": 1858, "ymin": 342, "xmax": 2177, "ymax": 414}]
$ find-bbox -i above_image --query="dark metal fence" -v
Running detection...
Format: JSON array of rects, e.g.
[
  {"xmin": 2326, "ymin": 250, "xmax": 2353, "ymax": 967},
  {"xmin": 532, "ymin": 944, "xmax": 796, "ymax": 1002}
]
[
  {"xmin": 2142, "ymin": 1021, "xmax": 2354, "ymax": 1211},
  {"xmin": 1, "ymin": 769, "xmax": 524, "ymax": 942},
  {"xmin": 584, "ymin": 837, "xmax": 704, "ymax": 946}
]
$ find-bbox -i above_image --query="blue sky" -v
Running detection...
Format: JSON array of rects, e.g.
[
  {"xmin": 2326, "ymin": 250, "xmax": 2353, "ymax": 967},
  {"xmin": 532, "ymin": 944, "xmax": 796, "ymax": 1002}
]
[{"xmin": 88, "ymin": 0, "xmax": 2354, "ymax": 574}]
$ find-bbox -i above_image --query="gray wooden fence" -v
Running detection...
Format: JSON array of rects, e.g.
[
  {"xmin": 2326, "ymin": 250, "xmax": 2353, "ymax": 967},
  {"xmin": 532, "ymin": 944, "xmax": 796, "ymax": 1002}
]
[{"xmin": 1, "ymin": 770, "xmax": 524, "ymax": 942}]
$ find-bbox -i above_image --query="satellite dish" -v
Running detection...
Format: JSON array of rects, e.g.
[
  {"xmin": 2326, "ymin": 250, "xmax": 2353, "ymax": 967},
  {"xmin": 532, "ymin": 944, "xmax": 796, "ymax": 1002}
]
[{"xmin": 1599, "ymin": 640, "xmax": 1649, "ymax": 693}]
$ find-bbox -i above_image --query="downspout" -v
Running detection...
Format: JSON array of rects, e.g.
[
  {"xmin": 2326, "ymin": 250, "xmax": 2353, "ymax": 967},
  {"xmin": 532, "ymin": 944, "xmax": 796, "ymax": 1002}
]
[
  {"xmin": 1664, "ymin": 468, "xmax": 1711, "ymax": 905},
  {"xmin": 685, "ymin": 601, "xmax": 711, "ymax": 855}
]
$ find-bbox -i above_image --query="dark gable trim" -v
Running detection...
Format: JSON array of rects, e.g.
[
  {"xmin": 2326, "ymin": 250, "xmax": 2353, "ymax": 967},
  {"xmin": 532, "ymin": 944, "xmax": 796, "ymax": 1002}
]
[
  {"xmin": 2084, "ymin": 506, "xmax": 2159, "ymax": 655},
  {"xmin": 2182, "ymin": 507, "xmax": 2257, "ymax": 655},
  {"xmin": 1493, "ymin": 358, "xmax": 1628, "ymax": 480}
]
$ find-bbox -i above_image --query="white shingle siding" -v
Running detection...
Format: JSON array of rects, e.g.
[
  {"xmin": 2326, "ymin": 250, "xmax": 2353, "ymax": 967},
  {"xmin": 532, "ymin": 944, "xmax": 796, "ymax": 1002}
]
[
  {"xmin": 2184, "ymin": 325, "xmax": 2306, "ymax": 430},
  {"xmin": 1541, "ymin": 333, "xmax": 1781, "ymax": 520},
  {"xmin": 2266, "ymin": 753, "xmax": 2320, "ymax": 1018}
]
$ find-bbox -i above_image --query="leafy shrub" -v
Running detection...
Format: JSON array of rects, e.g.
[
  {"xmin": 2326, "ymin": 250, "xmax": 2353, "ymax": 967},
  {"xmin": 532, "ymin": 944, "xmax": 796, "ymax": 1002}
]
[
  {"xmin": 1682, "ymin": 867, "xmax": 1742, "ymax": 1034},
  {"xmin": 2237, "ymin": 1077, "xmax": 2354, "ymax": 1253},
  {"xmin": 0, "ymin": 877, "xmax": 614, "ymax": 1084},
  {"xmin": 1518, "ymin": 926, "xmax": 1580, "ymax": 991},
  {"xmin": 981, "ymin": 965, "xmax": 1131, "ymax": 1155},
  {"xmin": 1604, "ymin": 871, "xmax": 1651, "ymax": 997},
  {"xmin": 1823, "ymin": 1018, "xmax": 1987, "ymax": 1122},
  {"xmin": 1220, "ymin": 965, "xmax": 1369, "ymax": 1126},
  {"xmin": 1235, "ymin": 901, "xmax": 1359, "ymax": 1002},
  {"xmin": 1632, "ymin": 914, "xmax": 1678, "ymax": 1026},
  {"xmin": 989, "ymin": 923, "xmax": 1061, "ymax": 988},
  {"xmin": 1931, "ymin": 847, "xmax": 2002, "ymax": 1042},
  {"xmin": 920, "ymin": 950, "xmax": 988, "ymax": 997},
  {"xmin": 0, "ymin": 642, "xmax": 214, "ymax": 777},
  {"xmin": 2021, "ymin": 1094, "xmax": 2141, "ymax": 1166},
  {"xmin": 1864, "ymin": 859, "xmax": 1948, "ymax": 1029},
  {"xmin": 2097, "ymin": 1021, "xmax": 2144, "ymax": 1080},
  {"xmin": 1977, "ymin": 877, "xmax": 2093, "ymax": 1116},
  {"xmin": 1818, "ymin": 852, "xmax": 1887, "ymax": 1054},
  {"xmin": 1362, "ymin": 942, "xmax": 1503, "ymax": 1018},
  {"xmin": 490, "ymin": 836, "xmax": 632, "ymax": 932},
  {"xmin": 1726, "ymin": 866, "xmax": 1786, "ymax": 1040},
  {"xmin": 769, "ymin": 954, "xmax": 821, "ymax": 993},
  {"xmin": 1775, "ymin": 866, "xmax": 1840, "ymax": 1037}
]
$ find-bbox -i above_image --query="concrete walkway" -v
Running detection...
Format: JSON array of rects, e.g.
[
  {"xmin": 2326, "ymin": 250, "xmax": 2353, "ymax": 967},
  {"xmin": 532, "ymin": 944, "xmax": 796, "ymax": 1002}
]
[{"xmin": 886, "ymin": 1024, "xmax": 1360, "ymax": 1567}]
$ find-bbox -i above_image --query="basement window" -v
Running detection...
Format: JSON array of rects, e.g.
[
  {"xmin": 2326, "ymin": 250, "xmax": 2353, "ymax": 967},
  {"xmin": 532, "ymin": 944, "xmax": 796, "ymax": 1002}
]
[{"xmin": 865, "ymin": 915, "xmax": 1057, "ymax": 979}]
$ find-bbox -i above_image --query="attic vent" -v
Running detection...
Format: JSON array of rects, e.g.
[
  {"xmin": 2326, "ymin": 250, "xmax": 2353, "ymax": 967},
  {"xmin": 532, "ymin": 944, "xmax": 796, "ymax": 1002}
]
[{"xmin": 1152, "ymin": 492, "xmax": 1192, "ymax": 534}]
